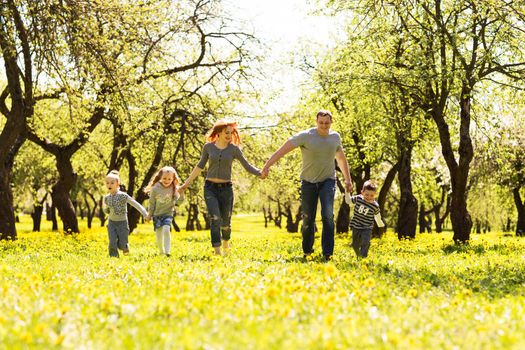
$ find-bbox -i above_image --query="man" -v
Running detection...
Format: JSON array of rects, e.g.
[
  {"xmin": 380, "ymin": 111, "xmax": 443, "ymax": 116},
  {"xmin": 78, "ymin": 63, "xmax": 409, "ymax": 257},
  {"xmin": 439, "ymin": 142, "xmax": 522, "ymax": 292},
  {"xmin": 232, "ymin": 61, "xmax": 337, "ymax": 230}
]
[{"xmin": 262, "ymin": 110, "xmax": 353, "ymax": 260}]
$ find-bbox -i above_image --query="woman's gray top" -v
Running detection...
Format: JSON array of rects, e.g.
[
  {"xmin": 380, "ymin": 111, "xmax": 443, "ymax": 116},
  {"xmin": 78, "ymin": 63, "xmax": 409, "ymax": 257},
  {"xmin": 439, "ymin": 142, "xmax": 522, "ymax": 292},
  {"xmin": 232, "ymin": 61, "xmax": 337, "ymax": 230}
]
[{"xmin": 197, "ymin": 143, "xmax": 261, "ymax": 181}]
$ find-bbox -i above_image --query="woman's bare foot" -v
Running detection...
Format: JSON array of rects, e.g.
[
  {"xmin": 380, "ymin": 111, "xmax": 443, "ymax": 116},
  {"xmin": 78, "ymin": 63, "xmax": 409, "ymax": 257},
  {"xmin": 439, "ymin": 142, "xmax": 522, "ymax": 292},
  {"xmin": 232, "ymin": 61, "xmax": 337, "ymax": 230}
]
[{"xmin": 213, "ymin": 246, "xmax": 222, "ymax": 255}]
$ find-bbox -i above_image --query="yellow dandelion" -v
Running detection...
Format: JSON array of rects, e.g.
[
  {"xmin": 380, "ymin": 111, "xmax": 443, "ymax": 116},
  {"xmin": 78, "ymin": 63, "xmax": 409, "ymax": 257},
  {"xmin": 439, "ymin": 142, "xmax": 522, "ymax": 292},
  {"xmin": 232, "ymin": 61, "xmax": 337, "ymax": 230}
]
[
  {"xmin": 386, "ymin": 331, "xmax": 400, "ymax": 346},
  {"xmin": 483, "ymin": 304, "xmax": 494, "ymax": 314},
  {"xmin": 461, "ymin": 288, "xmax": 472, "ymax": 298},
  {"xmin": 324, "ymin": 313, "xmax": 335, "ymax": 327},
  {"xmin": 20, "ymin": 332, "xmax": 33, "ymax": 344},
  {"xmin": 179, "ymin": 281, "xmax": 192, "ymax": 291},
  {"xmin": 266, "ymin": 285, "xmax": 280, "ymax": 298},
  {"xmin": 316, "ymin": 297, "xmax": 327, "ymax": 308},
  {"xmin": 34, "ymin": 323, "xmax": 46, "ymax": 335},
  {"xmin": 53, "ymin": 333, "xmax": 65, "ymax": 346},
  {"xmin": 324, "ymin": 264, "xmax": 338, "ymax": 277},
  {"xmin": 363, "ymin": 278, "xmax": 376, "ymax": 288},
  {"xmin": 407, "ymin": 288, "xmax": 418, "ymax": 298}
]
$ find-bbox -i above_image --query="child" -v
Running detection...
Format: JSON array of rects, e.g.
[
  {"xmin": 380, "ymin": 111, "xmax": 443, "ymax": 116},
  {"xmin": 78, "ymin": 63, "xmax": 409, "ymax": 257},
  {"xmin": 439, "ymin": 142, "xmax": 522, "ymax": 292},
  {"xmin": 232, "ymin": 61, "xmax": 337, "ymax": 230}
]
[
  {"xmin": 144, "ymin": 166, "xmax": 183, "ymax": 257},
  {"xmin": 103, "ymin": 170, "xmax": 149, "ymax": 257},
  {"xmin": 345, "ymin": 180, "xmax": 384, "ymax": 258}
]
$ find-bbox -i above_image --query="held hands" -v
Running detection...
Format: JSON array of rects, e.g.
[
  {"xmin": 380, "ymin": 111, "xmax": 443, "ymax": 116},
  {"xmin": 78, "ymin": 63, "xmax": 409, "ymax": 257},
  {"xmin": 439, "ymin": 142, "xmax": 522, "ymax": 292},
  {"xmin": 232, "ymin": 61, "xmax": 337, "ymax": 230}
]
[
  {"xmin": 145, "ymin": 214, "xmax": 152, "ymax": 222},
  {"xmin": 178, "ymin": 183, "xmax": 188, "ymax": 193},
  {"xmin": 260, "ymin": 165, "xmax": 270, "ymax": 179}
]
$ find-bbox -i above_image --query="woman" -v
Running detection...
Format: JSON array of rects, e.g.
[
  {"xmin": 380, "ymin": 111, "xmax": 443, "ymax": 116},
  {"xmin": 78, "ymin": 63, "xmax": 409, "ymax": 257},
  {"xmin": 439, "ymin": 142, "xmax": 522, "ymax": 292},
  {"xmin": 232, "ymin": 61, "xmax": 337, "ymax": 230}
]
[{"xmin": 180, "ymin": 119, "xmax": 265, "ymax": 255}]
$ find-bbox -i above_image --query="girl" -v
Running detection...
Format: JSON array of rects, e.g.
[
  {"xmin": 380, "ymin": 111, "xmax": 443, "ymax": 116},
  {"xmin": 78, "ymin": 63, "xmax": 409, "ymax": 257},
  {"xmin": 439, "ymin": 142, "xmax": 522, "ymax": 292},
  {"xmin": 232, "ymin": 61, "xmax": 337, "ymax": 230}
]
[
  {"xmin": 103, "ymin": 170, "xmax": 149, "ymax": 257},
  {"xmin": 180, "ymin": 119, "xmax": 265, "ymax": 255},
  {"xmin": 145, "ymin": 166, "xmax": 182, "ymax": 257}
]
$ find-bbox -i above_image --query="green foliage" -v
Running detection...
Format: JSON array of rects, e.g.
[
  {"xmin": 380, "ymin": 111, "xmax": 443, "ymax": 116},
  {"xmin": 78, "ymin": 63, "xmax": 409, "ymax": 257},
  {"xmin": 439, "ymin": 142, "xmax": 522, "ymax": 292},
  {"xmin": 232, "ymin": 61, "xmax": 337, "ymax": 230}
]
[
  {"xmin": 12, "ymin": 142, "xmax": 56, "ymax": 213},
  {"xmin": 2, "ymin": 214, "xmax": 525, "ymax": 348}
]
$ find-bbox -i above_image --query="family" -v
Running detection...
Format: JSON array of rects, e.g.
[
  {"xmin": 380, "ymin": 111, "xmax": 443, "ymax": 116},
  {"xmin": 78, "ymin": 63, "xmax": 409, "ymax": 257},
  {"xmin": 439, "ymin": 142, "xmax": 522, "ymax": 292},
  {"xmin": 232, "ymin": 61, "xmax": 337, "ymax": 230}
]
[{"xmin": 103, "ymin": 110, "xmax": 383, "ymax": 260}]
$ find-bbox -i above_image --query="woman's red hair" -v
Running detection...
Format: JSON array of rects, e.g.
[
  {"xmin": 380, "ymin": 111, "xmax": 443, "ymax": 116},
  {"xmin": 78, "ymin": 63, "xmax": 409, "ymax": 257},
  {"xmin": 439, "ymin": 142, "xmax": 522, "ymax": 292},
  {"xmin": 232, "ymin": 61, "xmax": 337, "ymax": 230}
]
[{"xmin": 205, "ymin": 119, "xmax": 240, "ymax": 145}]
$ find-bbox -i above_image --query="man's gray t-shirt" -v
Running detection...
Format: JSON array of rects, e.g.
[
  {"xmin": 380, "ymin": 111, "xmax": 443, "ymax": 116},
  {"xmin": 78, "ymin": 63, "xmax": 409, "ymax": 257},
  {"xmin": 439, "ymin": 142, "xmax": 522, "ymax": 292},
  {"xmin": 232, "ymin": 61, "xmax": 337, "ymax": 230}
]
[{"xmin": 289, "ymin": 128, "xmax": 343, "ymax": 183}]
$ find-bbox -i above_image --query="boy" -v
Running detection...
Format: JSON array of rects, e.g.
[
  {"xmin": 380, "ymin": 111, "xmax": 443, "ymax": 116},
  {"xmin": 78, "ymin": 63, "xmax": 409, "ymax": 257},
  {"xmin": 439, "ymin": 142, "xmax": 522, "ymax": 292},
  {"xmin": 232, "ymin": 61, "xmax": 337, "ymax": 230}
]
[{"xmin": 345, "ymin": 180, "xmax": 384, "ymax": 258}]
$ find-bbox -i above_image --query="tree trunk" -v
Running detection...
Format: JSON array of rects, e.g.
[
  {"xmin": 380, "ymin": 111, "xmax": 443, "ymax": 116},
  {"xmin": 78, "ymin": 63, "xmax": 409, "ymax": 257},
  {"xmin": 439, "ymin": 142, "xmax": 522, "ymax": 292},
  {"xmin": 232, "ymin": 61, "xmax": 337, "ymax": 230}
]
[
  {"xmin": 418, "ymin": 203, "xmax": 428, "ymax": 234},
  {"xmin": 372, "ymin": 162, "xmax": 399, "ymax": 238},
  {"xmin": 285, "ymin": 203, "xmax": 301, "ymax": 233},
  {"xmin": 0, "ymin": 134, "xmax": 26, "ymax": 240},
  {"xmin": 396, "ymin": 147, "xmax": 418, "ymax": 240},
  {"xmin": 336, "ymin": 200, "xmax": 350, "ymax": 234},
  {"xmin": 0, "ymin": 5, "xmax": 33, "ymax": 240},
  {"xmin": 334, "ymin": 176, "xmax": 350, "ymax": 234},
  {"xmin": 200, "ymin": 211, "xmax": 206, "ymax": 231},
  {"xmin": 84, "ymin": 192, "xmax": 98, "ymax": 229},
  {"xmin": 127, "ymin": 136, "xmax": 163, "ymax": 233},
  {"xmin": 31, "ymin": 204, "xmax": 44, "ymax": 232},
  {"xmin": 172, "ymin": 220, "xmax": 180, "ymax": 232},
  {"xmin": 513, "ymin": 188, "xmax": 525, "ymax": 236},
  {"xmin": 46, "ymin": 202, "xmax": 58, "ymax": 231},
  {"xmin": 186, "ymin": 203, "xmax": 202, "ymax": 231},
  {"xmin": 430, "ymin": 85, "xmax": 473, "ymax": 242},
  {"xmin": 433, "ymin": 186, "xmax": 450, "ymax": 233},
  {"xmin": 52, "ymin": 155, "xmax": 79, "ymax": 233},
  {"xmin": 263, "ymin": 206, "xmax": 269, "ymax": 228},
  {"xmin": 0, "ymin": 166, "xmax": 17, "ymax": 240},
  {"xmin": 31, "ymin": 193, "xmax": 48, "ymax": 232},
  {"xmin": 99, "ymin": 196, "xmax": 106, "ymax": 227},
  {"xmin": 449, "ymin": 87, "xmax": 474, "ymax": 242}
]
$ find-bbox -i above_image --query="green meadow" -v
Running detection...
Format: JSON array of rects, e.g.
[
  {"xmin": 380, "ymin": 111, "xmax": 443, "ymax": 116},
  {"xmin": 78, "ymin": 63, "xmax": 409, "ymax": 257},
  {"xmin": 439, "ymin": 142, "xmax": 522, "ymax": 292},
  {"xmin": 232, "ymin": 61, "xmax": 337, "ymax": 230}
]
[{"xmin": 1, "ymin": 214, "xmax": 525, "ymax": 349}]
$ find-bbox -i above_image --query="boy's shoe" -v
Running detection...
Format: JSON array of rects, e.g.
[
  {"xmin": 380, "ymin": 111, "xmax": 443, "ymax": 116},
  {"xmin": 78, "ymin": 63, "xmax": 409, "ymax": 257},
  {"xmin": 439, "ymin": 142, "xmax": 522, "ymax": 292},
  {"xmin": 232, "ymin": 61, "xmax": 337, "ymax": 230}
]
[
  {"xmin": 166, "ymin": 253, "xmax": 171, "ymax": 257},
  {"xmin": 123, "ymin": 249, "xmax": 130, "ymax": 256},
  {"xmin": 323, "ymin": 255, "xmax": 332, "ymax": 261}
]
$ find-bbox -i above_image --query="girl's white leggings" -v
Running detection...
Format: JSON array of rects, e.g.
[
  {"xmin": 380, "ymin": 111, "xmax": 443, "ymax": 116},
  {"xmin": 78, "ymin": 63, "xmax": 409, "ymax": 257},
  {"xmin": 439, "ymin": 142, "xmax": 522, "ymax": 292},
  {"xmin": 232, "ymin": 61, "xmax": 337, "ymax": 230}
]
[{"xmin": 155, "ymin": 225, "xmax": 171, "ymax": 254}]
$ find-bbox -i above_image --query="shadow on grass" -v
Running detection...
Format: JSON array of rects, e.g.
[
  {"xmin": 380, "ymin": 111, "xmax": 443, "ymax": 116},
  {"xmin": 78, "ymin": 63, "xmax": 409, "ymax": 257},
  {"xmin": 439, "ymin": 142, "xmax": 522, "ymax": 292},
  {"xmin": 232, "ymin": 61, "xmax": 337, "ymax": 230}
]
[
  {"xmin": 372, "ymin": 259, "xmax": 525, "ymax": 299},
  {"xmin": 179, "ymin": 236, "xmax": 209, "ymax": 243},
  {"xmin": 442, "ymin": 242, "xmax": 521, "ymax": 255}
]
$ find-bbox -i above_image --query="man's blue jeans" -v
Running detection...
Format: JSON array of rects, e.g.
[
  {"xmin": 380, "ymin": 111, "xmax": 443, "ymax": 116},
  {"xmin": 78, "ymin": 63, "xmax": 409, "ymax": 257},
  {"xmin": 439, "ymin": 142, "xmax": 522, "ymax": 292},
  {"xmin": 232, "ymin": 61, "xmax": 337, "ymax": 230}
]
[
  {"xmin": 204, "ymin": 181, "xmax": 234, "ymax": 247},
  {"xmin": 300, "ymin": 178, "xmax": 336, "ymax": 256}
]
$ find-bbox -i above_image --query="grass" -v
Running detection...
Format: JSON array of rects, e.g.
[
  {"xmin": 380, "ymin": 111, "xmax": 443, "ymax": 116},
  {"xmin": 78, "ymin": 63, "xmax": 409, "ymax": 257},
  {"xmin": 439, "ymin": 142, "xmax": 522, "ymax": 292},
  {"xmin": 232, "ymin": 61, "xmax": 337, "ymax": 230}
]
[{"xmin": 1, "ymin": 214, "xmax": 525, "ymax": 349}]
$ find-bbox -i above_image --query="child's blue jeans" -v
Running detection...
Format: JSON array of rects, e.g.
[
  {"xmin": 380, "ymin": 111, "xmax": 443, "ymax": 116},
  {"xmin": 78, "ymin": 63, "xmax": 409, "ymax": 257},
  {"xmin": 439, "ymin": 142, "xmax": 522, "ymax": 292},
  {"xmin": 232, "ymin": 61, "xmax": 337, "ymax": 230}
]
[{"xmin": 107, "ymin": 219, "xmax": 129, "ymax": 257}]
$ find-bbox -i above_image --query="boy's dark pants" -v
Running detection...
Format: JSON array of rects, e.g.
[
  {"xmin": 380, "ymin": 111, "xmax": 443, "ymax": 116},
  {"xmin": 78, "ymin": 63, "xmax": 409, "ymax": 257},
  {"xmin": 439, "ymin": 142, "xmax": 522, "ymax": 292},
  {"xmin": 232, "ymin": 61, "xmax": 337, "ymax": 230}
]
[{"xmin": 352, "ymin": 227, "xmax": 372, "ymax": 258}]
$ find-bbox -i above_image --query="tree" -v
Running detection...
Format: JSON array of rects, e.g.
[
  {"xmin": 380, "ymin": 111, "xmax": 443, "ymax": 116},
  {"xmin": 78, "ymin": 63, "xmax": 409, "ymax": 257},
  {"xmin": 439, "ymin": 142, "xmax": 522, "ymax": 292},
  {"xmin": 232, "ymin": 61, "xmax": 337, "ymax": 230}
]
[
  {"xmin": 328, "ymin": 0, "xmax": 525, "ymax": 242},
  {"xmin": 12, "ymin": 142, "xmax": 56, "ymax": 232},
  {"xmin": 0, "ymin": 1, "xmax": 34, "ymax": 239},
  {"xmin": 481, "ymin": 119, "xmax": 525, "ymax": 235}
]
